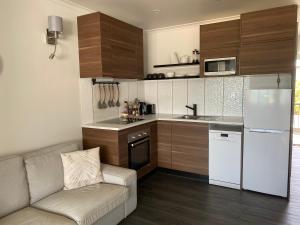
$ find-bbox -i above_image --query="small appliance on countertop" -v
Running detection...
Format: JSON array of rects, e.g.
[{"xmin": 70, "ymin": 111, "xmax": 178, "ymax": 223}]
[
  {"xmin": 139, "ymin": 102, "xmax": 147, "ymax": 115},
  {"xmin": 146, "ymin": 104, "xmax": 156, "ymax": 115}
]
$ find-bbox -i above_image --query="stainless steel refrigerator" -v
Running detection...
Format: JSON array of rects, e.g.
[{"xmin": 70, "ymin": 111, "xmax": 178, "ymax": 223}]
[{"xmin": 243, "ymin": 89, "xmax": 292, "ymax": 197}]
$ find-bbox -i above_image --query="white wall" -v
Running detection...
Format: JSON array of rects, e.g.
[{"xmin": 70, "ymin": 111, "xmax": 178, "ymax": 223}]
[{"xmin": 0, "ymin": 0, "xmax": 92, "ymax": 156}]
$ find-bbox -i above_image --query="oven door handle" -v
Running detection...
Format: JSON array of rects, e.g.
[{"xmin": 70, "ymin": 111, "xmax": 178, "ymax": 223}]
[{"xmin": 130, "ymin": 137, "xmax": 150, "ymax": 148}]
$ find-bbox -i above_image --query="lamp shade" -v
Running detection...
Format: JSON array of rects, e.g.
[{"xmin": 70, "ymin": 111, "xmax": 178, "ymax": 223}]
[{"xmin": 48, "ymin": 16, "xmax": 63, "ymax": 33}]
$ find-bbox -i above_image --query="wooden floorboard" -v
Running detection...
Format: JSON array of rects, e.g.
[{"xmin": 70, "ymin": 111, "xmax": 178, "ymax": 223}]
[{"xmin": 121, "ymin": 148, "xmax": 300, "ymax": 225}]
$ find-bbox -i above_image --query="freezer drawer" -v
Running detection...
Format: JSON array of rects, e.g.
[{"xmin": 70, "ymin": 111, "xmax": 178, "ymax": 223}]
[
  {"xmin": 209, "ymin": 130, "xmax": 242, "ymax": 189},
  {"xmin": 243, "ymin": 128, "xmax": 290, "ymax": 197}
]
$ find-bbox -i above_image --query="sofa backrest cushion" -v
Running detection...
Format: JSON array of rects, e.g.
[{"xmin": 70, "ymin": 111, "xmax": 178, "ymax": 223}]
[
  {"xmin": 0, "ymin": 155, "xmax": 30, "ymax": 218},
  {"xmin": 24, "ymin": 141, "xmax": 82, "ymax": 204}
]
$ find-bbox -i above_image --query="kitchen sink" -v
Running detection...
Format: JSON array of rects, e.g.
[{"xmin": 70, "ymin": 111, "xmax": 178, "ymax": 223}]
[
  {"xmin": 179, "ymin": 115, "xmax": 200, "ymax": 120},
  {"xmin": 177, "ymin": 115, "xmax": 221, "ymax": 121},
  {"xmin": 197, "ymin": 116, "xmax": 220, "ymax": 121}
]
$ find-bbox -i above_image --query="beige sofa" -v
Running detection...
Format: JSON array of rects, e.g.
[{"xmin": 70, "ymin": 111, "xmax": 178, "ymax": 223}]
[{"xmin": 0, "ymin": 141, "xmax": 137, "ymax": 225}]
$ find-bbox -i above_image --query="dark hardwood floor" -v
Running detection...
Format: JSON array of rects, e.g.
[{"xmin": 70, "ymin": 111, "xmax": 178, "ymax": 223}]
[{"xmin": 121, "ymin": 148, "xmax": 300, "ymax": 225}]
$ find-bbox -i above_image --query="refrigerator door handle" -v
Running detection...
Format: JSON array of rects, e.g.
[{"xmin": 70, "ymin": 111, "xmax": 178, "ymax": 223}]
[{"xmin": 249, "ymin": 128, "xmax": 285, "ymax": 134}]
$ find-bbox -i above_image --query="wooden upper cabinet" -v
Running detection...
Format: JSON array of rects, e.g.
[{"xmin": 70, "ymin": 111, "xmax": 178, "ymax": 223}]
[
  {"xmin": 77, "ymin": 12, "xmax": 143, "ymax": 79},
  {"xmin": 241, "ymin": 5, "xmax": 298, "ymax": 45},
  {"xmin": 240, "ymin": 5, "xmax": 298, "ymax": 75},
  {"xmin": 200, "ymin": 20, "xmax": 240, "ymax": 77},
  {"xmin": 201, "ymin": 20, "xmax": 240, "ymax": 50}
]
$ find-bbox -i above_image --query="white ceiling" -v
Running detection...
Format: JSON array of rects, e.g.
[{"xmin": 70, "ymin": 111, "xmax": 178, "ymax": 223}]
[{"xmin": 67, "ymin": 0, "xmax": 300, "ymax": 29}]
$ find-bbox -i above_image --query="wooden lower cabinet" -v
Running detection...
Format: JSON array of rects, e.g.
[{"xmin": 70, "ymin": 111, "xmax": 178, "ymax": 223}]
[
  {"xmin": 82, "ymin": 128, "xmax": 120, "ymax": 165},
  {"xmin": 157, "ymin": 121, "xmax": 209, "ymax": 176},
  {"xmin": 172, "ymin": 122, "xmax": 209, "ymax": 175},
  {"xmin": 82, "ymin": 122, "xmax": 157, "ymax": 178},
  {"xmin": 157, "ymin": 121, "xmax": 172, "ymax": 169},
  {"xmin": 83, "ymin": 120, "xmax": 208, "ymax": 177}
]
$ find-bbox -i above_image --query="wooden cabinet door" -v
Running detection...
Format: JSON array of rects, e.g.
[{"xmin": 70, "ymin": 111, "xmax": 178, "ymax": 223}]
[
  {"xmin": 171, "ymin": 123, "xmax": 209, "ymax": 175},
  {"xmin": 77, "ymin": 12, "xmax": 143, "ymax": 79},
  {"xmin": 111, "ymin": 40, "xmax": 139, "ymax": 79},
  {"xmin": 240, "ymin": 39, "xmax": 296, "ymax": 75},
  {"xmin": 241, "ymin": 5, "xmax": 297, "ymax": 45},
  {"xmin": 109, "ymin": 17, "xmax": 143, "ymax": 79},
  {"xmin": 82, "ymin": 128, "xmax": 120, "ymax": 166},
  {"xmin": 201, "ymin": 20, "xmax": 240, "ymax": 50},
  {"xmin": 157, "ymin": 121, "xmax": 172, "ymax": 169},
  {"xmin": 240, "ymin": 5, "xmax": 297, "ymax": 75},
  {"xmin": 78, "ymin": 12, "xmax": 103, "ymax": 78}
]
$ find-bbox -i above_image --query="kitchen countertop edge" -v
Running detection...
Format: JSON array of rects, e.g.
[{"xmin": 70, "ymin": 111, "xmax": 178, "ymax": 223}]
[{"xmin": 82, "ymin": 114, "xmax": 244, "ymax": 131}]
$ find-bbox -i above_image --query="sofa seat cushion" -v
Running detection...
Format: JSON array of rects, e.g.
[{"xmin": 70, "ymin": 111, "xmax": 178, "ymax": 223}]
[
  {"xmin": 0, "ymin": 207, "xmax": 76, "ymax": 225},
  {"xmin": 33, "ymin": 183, "xmax": 129, "ymax": 225}
]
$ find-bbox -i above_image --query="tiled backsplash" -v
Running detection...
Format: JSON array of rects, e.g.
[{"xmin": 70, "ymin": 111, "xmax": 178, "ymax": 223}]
[{"xmin": 80, "ymin": 74, "xmax": 292, "ymax": 123}]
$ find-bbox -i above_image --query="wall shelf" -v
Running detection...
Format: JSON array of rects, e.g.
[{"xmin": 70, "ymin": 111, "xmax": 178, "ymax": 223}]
[
  {"xmin": 144, "ymin": 76, "xmax": 200, "ymax": 81},
  {"xmin": 153, "ymin": 62, "xmax": 200, "ymax": 68}
]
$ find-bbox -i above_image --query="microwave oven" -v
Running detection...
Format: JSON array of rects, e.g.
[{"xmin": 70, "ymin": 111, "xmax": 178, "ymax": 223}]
[{"xmin": 204, "ymin": 57, "xmax": 236, "ymax": 76}]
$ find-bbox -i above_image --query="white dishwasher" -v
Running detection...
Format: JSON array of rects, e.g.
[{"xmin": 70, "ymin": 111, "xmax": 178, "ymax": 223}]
[{"xmin": 209, "ymin": 124, "xmax": 242, "ymax": 190}]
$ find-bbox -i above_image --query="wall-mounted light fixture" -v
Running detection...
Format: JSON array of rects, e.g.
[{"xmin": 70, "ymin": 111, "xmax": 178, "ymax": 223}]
[{"xmin": 47, "ymin": 16, "xmax": 63, "ymax": 60}]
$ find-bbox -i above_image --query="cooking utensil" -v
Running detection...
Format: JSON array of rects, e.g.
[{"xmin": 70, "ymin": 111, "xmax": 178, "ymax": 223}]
[
  {"xmin": 111, "ymin": 84, "xmax": 115, "ymax": 107},
  {"xmin": 107, "ymin": 84, "xmax": 110, "ymax": 107},
  {"xmin": 116, "ymin": 84, "xmax": 120, "ymax": 107},
  {"xmin": 98, "ymin": 84, "xmax": 103, "ymax": 109},
  {"xmin": 102, "ymin": 84, "xmax": 107, "ymax": 108},
  {"xmin": 108, "ymin": 84, "xmax": 112, "ymax": 107}
]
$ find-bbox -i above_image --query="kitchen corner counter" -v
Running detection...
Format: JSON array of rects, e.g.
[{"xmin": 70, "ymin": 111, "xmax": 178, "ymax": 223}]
[{"xmin": 82, "ymin": 114, "xmax": 244, "ymax": 131}]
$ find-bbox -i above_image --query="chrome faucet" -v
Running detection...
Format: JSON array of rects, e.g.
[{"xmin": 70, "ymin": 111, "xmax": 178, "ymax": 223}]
[{"xmin": 186, "ymin": 104, "xmax": 197, "ymax": 117}]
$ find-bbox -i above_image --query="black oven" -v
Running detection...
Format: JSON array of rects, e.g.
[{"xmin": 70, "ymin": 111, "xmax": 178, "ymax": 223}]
[{"xmin": 128, "ymin": 129, "xmax": 150, "ymax": 170}]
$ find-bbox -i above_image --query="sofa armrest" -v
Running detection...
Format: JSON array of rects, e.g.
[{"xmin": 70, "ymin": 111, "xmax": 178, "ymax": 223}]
[
  {"xmin": 101, "ymin": 164, "xmax": 137, "ymax": 217},
  {"xmin": 102, "ymin": 164, "xmax": 136, "ymax": 186}
]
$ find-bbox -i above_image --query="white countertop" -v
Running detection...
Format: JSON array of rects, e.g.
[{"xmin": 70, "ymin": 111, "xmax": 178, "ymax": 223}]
[{"xmin": 82, "ymin": 114, "xmax": 244, "ymax": 131}]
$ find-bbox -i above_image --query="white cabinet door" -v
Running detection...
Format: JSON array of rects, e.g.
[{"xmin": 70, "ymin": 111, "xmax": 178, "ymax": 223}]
[
  {"xmin": 209, "ymin": 131, "xmax": 242, "ymax": 187},
  {"xmin": 243, "ymin": 128, "xmax": 290, "ymax": 197}
]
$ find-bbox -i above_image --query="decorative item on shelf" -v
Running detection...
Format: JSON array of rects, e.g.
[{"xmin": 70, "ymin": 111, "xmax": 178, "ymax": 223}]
[
  {"xmin": 192, "ymin": 49, "xmax": 200, "ymax": 63},
  {"xmin": 180, "ymin": 55, "xmax": 190, "ymax": 64},
  {"xmin": 174, "ymin": 52, "xmax": 180, "ymax": 63},
  {"xmin": 146, "ymin": 73, "xmax": 165, "ymax": 80},
  {"xmin": 166, "ymin": 72, "xmax": 175, "ymax": 78},
  {"xmin": 47, "ymin": 16, "xmax": 63, "ymax": 60}
]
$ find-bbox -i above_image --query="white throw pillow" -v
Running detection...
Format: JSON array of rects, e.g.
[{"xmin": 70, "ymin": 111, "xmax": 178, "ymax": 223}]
[{"xmin": 61, "ymin": 147, "xmax": 103, "ymax": 190}]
